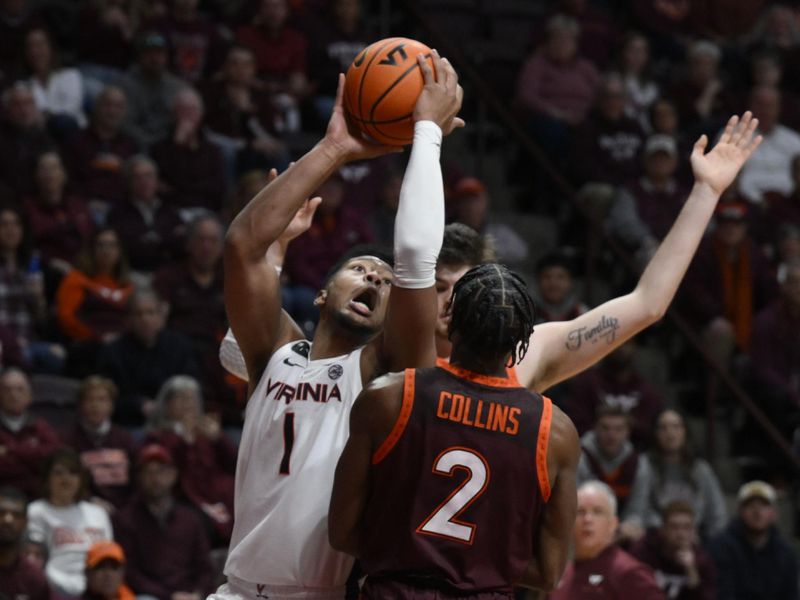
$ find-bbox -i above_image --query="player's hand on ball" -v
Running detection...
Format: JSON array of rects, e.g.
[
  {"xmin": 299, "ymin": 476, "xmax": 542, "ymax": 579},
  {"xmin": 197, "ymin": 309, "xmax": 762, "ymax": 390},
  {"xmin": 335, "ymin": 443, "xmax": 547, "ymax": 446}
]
[
  {"xmin": 413, "ymin": 50, "xmax": 465, "ymax": 135},
  {"xmin": 324, "ymin": 74, "xmax": 404, "ymax": 161},
  {"xmin": 690, "ymin": 111, "xmax": 762, "ymax": 196}
]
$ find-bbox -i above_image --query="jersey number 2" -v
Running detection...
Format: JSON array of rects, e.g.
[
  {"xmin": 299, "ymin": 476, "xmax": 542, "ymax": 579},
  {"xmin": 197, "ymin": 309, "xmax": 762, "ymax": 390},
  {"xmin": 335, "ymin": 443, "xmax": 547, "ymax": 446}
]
[
  {"xmin": 416, "ymin": 447, "xmax": 490, "ymax": 544},
  {"xmin": 279, "ymin": 413, "xmax": 295, "ymax": 475}
]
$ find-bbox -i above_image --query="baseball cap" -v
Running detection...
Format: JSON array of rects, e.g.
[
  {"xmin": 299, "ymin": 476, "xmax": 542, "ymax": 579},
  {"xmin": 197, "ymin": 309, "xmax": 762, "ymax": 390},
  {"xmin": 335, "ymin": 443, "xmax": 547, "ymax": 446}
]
[
  {"xmin": 86, "ymin": 541, "xmax": 125, "ymax": 569},
  {"xmin": 716, "ymin": 201, "xmax": 748, "ymax": 221},
  {"xmin": 454, "ymin": 177, "xmax": 487, "ymax": 198},
  {"xmin": 737, "ymin": 480, "xmax": 777, "ymax": 506},
  {"xmin": 137, "ymin": 443, "xmax": 173, "ymax": 467},
  {"xmin": 644, "ymin": 134, "xmax": 677, "ymax": 157}
]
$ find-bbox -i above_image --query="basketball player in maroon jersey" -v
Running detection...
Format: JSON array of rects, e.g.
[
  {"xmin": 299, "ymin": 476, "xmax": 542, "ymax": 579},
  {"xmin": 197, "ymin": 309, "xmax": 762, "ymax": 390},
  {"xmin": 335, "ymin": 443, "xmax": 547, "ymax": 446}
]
[{"xmin": 330, "ymin": 263, "xmax": 579, "ymax": 596}]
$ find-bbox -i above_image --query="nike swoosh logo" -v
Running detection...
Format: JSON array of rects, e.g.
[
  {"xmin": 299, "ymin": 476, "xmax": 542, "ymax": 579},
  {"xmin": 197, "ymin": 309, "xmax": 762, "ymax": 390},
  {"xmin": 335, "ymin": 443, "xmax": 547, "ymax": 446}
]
[{"xmin": 283, "ymin": 358, "xmax": 303, "ymax": 367}]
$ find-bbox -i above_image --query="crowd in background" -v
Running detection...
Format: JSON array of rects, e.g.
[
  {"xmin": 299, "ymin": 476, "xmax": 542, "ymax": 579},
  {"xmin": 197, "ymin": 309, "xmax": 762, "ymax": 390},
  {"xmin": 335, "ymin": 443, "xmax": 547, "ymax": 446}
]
[{"xmin": 0, "ymin": 0, "xmax": 797, "ymax": 599}]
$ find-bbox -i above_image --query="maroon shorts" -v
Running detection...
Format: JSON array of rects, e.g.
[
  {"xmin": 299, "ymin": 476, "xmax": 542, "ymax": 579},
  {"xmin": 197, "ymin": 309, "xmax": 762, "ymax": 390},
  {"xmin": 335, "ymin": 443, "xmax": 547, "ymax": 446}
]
[{"xmin": 361, "ymin": 578, "xmax": 514, "ymax": 600}]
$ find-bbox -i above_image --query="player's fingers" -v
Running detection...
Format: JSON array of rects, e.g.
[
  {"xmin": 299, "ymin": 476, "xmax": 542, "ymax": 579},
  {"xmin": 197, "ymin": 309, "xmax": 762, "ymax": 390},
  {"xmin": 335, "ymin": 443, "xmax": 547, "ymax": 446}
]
[
  {"xmin": 455, "ymin": 84, "xmax": 464, "ymax": 108},
  {"xmin": 441, "ymin": 57, "xmax": 457, "ymax": 94},
  {"xmin": 692, "ymin": 134, "xmax": 708, "ymax": 156},
  {"xmin": 740, "ymin": 113, "xmax": 759, "ymax": 147},
  {"xmin": 267, "ymin": 168, "xmax": 278, "ymax": 183},
  {"xmin": 334, "ymin": 73, "xmax": 345, "ymax": 110},
  {"xmin": 307, "ymin": 196, "xmax": 323, "ymax": 214},
  {"xmin": 718, "ymin": 114, "xmax": 738, "ymax": 146},
  {"xmin": 452, "ymin": 117, "xmax": 466, "ymax": 130},
  {"xmin": 746, "ymin": 134, "xmax": 763, "ymax": 156},
  {"xmin": 418, "ymin": 53, "xmax": 435, "ymax": 86},
  {"xmin": 731, "ymin": 111, "xmax": 752, "ymax": 145}
]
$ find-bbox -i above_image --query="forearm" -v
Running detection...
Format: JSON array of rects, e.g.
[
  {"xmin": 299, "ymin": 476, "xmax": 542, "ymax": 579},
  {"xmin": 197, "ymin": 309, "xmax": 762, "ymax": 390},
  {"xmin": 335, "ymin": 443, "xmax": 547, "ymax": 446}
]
[
  {"xmin": 634, "ymin": 182, "xmax": 719, "ymax": 317},
  {"xmin": 227, "ymin": 140, "xmax": 345, "ymax": 262},
  {"xmin": 393, "ymin": 121, "xmax": 444, "ymax": 289}
]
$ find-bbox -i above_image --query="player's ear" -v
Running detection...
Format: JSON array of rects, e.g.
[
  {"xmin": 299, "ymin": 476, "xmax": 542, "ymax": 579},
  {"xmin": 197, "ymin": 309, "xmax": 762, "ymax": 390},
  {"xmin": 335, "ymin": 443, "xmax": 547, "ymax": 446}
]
[{"xmin": 314, "ymin": 289, "xmax": 327, "ymax": 307}]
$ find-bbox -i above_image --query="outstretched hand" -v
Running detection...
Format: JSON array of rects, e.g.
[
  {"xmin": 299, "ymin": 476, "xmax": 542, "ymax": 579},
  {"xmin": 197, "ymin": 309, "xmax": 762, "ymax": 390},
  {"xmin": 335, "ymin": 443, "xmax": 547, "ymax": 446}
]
[
  {"xmin": 323, "ymin": 74, "xmax": 403, "ymax": 162},
  {"xmin": 690, "ymin": 111, "xmax": 762, "ymax": 196},
  {"xmin": 413, "ymin": 49, "xmax": 465, "ymax": 135},
  {"xmin": 266, "ymin": 166, "xmax": 323, "ymax": 243}
]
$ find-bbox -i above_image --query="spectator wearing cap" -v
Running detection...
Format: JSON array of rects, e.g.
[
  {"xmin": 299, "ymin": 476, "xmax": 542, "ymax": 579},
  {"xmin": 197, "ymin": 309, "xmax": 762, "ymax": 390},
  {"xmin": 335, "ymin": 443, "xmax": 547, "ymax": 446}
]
[
  {"xmin": 150, "ymin": 88, "xmax": 226, "ymax": 213},
  {"xmin": 709, "ymin": 481, "xmax": 798, "ymax": 600},
  {"xmin": 449, "ymin": 177, "xmax": 528, "ymax": 265},
  {"xmin": 82, "ymin": 541, "xmax": 134, "ymax": 600},
  {"xmin": 575, "ymin": 404, "xmax": 649, "ymax": 544},
  {"xmin": 120, "ymin": 32, "xmax": 188, "ymax": 149},
  {"xmin": 568, "ymin": 340, "xmax": 664, "ymax": 450},
  {"xmin": 630, "ymin": 501, "xmax": 717, "ymax": 600},
  {"xmin": 0, "ymin": 486, "xmax": 51, "ymax": 600},
  {"xmin": 548, "ymin": 481, "xmax": 665, "ymax": 600},
  {"xmin": 63, "ymin": 377, "xmax": 135, "ymax": 511},
  {"xmin": 113, "ymin": 445, "xmax": 213, "ymax": 600},
  {"xmin": 737, "ymin": 85, "xmax": 800, "ymax": 204},
  {"xmin": 571, "ymin": 73, "xmax": 646, "ymax": 187},
  {"xmin": 607, "ymin": 135, "xmax": 690, "ymax": 263},
  {"xmin": 531, "ymin": 252, "xmax": 587, "ymax": 324},
  {"xmin": 0, "ymin": 368, "xmax": 60, "ymax": 499},
  {"xmin": 681, "ymin": 200, "xmax": 775, "ymax": 366}
]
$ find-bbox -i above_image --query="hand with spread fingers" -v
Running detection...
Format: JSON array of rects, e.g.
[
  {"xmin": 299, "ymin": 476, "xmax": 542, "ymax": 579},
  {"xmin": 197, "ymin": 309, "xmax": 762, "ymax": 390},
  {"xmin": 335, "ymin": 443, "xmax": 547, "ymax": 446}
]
[
  {"xmin": 690, "ymin": 111, "xmax": 763, "ymax": 196},
  {"xmin": 413, "ymin": 49, "xmax": 465, "ymax": 135}
]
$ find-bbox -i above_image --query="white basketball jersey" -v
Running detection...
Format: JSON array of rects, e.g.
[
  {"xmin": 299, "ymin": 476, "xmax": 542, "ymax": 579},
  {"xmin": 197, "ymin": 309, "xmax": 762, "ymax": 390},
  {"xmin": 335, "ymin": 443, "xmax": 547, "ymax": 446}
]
[{"xmin": 224, "ymin": 339, "xmax": 364, "ymax": 590}]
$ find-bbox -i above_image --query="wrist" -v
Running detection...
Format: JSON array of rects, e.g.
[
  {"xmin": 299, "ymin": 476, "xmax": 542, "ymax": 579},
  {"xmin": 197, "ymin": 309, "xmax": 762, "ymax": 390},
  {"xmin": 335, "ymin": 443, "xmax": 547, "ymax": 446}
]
[
  {"xmin": 317, "ymin": 137, "xmax": 350, "ymax": 166},
  {"xmin": 690, "ymin": 180, "xmax": 721, "ymax": 201}
]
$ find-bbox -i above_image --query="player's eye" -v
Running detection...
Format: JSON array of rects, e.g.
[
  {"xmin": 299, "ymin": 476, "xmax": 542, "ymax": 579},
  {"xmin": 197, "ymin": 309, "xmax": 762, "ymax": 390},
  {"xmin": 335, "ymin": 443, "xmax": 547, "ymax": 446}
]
[
  {"xmin": 353, "ymin": 264, "xmax": 365, "ymax": 272},
  {"xmin": 383, "ymin": 278, "xmax": 392, "ymax": 286}
]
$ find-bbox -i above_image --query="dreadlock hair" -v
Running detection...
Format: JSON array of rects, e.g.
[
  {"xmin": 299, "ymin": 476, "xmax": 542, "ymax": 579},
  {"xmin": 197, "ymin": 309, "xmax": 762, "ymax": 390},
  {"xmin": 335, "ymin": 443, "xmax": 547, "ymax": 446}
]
[
  {"xmin": 438, "ymin": 223, "xmax": 496, "ymax": 269},
  {"xmin": 323, "ymin": 244, "xmax": 394, "ymax": 287},
  {"xmin": 450, "ymin": 264, "xmax": 536, "ymax": 366}
]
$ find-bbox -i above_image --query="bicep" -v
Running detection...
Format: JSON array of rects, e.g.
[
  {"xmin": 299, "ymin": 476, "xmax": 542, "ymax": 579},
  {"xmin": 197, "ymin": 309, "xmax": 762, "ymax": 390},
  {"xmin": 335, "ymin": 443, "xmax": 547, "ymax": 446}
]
[
  {"xmin": 377, "ymin": 286, "xmax": 437, "ymax": 372},
  {"xmin": 223, "ymin": 243, "xmax": 302, "ymax": 381},
  {"xmin": 518, "ymin": 293, "xmax": 653, "ymax": 391}
]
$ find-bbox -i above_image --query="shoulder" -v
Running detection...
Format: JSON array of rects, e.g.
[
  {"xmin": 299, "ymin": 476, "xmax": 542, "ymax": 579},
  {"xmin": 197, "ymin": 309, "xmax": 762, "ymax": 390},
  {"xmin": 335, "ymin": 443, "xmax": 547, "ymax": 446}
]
[
  {"xmin": 362, "ymin": 370, "xmax": 405, "ymax": 395},
  {"xmin": 351, "ymin": 370, "xmax": 406, "ymax": 435},
  {"xmin": 27, "ymin": 499, "xmax": 47, "ymax": 516},
  {"xmin": 612, "ymin": 547, "xmax": 659, "ymax": 582}
]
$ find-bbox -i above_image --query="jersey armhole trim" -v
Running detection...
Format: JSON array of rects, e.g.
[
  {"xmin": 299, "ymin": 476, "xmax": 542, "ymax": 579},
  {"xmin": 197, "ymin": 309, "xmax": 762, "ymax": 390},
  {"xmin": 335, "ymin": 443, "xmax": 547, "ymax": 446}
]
[
  {"xmin": 536, "ymin": 395, "xmax": 553, "ymax": 502},
  {"xmin": 372, "ymin": 369, "xmax": 416, "ymax": 464}
]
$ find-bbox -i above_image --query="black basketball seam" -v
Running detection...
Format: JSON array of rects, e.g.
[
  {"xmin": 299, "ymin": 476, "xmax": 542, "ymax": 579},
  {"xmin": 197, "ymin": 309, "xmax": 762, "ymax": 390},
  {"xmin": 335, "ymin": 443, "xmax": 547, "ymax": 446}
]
[
  {"xmin": 348, "ymin": 111, "xmax": 414, "ymax": 125},
  {"xmin": 368, "ymin": 51, "xmax": 432, "ymax": 123},
  {"xmin": 370, "ymin": 117, "xmax": 415, "ymax": 142},
  {"xmin": 357, "ymin": 38, "xmax": 400, "ymax": 121}
]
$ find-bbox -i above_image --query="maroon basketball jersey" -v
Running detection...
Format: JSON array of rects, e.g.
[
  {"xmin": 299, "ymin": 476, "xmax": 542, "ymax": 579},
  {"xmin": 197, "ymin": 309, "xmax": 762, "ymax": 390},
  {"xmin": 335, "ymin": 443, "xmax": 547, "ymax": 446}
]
[{"xmin": 359, "ymin": 360, "xmax": 553, "ymax": 594}]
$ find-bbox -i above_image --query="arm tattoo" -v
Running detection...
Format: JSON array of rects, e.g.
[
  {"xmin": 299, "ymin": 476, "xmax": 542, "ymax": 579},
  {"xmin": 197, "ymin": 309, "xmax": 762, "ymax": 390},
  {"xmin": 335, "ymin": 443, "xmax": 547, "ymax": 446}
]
[{"xmin": 565, "ymin": 315, "xmax": 620, "ymax": 351}]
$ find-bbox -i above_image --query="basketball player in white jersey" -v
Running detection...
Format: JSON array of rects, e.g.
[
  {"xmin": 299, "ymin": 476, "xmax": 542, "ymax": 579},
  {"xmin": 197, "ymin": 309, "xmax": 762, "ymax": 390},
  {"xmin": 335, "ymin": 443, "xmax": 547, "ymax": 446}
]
[
  {"xmin": 215, "ymin": 52, "xmax": 463, "ymax": 600},
  {"xmin": 226, "ymin": 112, "xmax": 762, "ymax": 399}
]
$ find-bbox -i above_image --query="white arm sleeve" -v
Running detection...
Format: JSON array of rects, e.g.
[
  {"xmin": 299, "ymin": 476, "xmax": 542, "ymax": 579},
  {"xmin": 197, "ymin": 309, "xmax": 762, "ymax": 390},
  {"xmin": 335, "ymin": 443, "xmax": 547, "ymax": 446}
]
[
  {"xmin": 393, "ymin": 120, "xmax": 444, "ymax": 289},
  {"xmin": 220, "ymin": 328, "xmax": 249, "ymax": 382}
]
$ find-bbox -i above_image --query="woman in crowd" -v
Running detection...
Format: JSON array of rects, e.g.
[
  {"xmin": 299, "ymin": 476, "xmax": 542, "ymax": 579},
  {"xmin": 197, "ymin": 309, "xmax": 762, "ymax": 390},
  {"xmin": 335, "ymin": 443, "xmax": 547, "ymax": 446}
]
[
  {"xmin": 27, "ymin": 448, "xmax": 114, "ymax": 599},
  {"xmin": 618, "ymin": 31, "xmax": 659, "ymax": 131},
  {"xmin": 145, "ymin": 375, "xmax": 237, "ymax": 546}
]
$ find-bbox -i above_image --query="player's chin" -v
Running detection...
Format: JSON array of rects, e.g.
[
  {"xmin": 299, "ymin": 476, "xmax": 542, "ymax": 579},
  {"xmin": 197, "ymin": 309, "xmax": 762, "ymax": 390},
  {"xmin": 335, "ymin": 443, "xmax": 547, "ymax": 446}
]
[{"xmin": 335, "ymin": 308, "xmax": 382, "ymax": 337}]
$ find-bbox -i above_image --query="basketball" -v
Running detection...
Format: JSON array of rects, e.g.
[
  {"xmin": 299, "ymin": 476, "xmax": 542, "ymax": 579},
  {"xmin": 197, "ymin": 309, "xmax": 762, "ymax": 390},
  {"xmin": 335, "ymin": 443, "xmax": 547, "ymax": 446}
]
[{"xmin": 344, "ymin": 37, "xmax": 433, "ymax": 145}]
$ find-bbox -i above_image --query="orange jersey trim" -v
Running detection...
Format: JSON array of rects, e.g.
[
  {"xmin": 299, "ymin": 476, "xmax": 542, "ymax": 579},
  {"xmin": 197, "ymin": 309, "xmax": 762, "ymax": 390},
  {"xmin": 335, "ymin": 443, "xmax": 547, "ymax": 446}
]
[
  {"xmin": 536, "ymin": 396, "xmax": 553, "ymax": 502},
  {"xmin": 372, "ymin": 369, "xmax": 416, "ymax": 464},
  {"xmin": 436, "ymin": 358, "xmax": 523, "ymax": 389}
]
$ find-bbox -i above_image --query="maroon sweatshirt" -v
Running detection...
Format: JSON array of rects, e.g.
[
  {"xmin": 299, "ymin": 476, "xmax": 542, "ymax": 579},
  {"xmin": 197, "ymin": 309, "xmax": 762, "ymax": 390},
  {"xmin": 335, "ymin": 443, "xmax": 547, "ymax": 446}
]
[{"xmin": 0, "ymin": 415, "xmax": 60, "ymax": 498}]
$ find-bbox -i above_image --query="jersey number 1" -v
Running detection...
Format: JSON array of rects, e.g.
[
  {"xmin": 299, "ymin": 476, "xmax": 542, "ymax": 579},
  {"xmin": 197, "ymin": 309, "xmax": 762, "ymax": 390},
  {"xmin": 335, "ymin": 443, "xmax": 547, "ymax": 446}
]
[
  {"xmin": 279, "ymin": 413, "xmax": 295, "ymax": 475},
  {"xmin": 416, "ymin": 447, "xmax": 490, "ymax": 544}
]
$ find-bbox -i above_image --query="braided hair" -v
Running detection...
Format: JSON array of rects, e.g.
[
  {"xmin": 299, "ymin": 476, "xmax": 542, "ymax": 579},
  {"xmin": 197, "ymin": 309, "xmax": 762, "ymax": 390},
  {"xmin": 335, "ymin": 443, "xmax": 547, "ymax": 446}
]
[{"xmin": 450, "ymin": 264, "xmax": 536, "ymax": 365}]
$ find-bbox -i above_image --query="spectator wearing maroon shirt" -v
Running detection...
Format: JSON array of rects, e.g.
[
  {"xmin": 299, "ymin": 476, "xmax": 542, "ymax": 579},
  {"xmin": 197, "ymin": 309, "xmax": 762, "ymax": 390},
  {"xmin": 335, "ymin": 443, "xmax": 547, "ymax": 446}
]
[
  {"xmin": 630, "ymin": 501, "xmax": 717, "ymax": 600},
  {"xmin": 147, "ymin": 0, "xmax": 226, "ymax": 84},
  {"xmin": 567, "ymin": 340, "xmax": 665, "ymax": 449},
  {"xmin": 63, "ymin": 377, "xmax": 135, "ymax": 511},
  {"xmin": 145, "ymin": 376, "xmax": 236, "ymax": 545},
  {"xmin": 577, "ymin": 405, "xmax": 649, "ymax": 545},
  {"xmin": 0, "ymin": 83, "xmax": 55, "ymax": 196},
  {"xmin": 150, "ymin": 88, "xmax": 226, "ymax": 213},
  {"xmin": 283, "ymin": 173, "xmax": 374, "ymax": 330},
  {"xmin": 548, "ymin": 481, "xmax": 665, "ymax": 600},
  {"xmin": 0, "ymin": 368, "xmax": 60, "ymax": 499},
  {"xmin": 608, "ymin": 135, "xmax": 689, "ymax": 263},
  {"xmin": 96, "ymin": 288, "xmax": 200, "ymax": 428},
  {"xmin": 113, "ymin": 444, "xmax": 213, "ymax": 600},
  {"xmin": 681, "ymin": 201, "xmax": 775, "ymax": 367},
  {"xmin": 235, "ymin": 0, "xmax": 310, "ymax": 131},
  {"xmin": 531, "ymin": 253, "xmax": 587, "ymax": 324},
  {"xmin": 0, "ymin": 486, "xmax": 51, "ymax": 600},
  {"xmin": 24, "ymin": 152, "xmax": 94, "ymax": 274},
  {"xmin": 106, "ymin": 156, "xmax": 182, "ymax": 274},
  {"xmin": 571, "ymin": 73, "xmax": 646, "ymax": 186},
  {"xmin": 65, "ymin": 87, "xmax": 140, "ymax": 211}
]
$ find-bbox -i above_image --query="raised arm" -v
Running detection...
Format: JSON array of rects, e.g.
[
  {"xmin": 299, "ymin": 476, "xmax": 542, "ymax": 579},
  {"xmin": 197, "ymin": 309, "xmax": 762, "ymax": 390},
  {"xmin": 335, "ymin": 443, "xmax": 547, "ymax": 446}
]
[
  {"xmin": 224, "ymin": 76, "xmax": 400, "ymax": 383},
  {"xmin": 516, "ymin": 112, "xmax": 762, "ymax": 392},
  {"xmin": 517, "ymin": 407, "xmax": 580, "ymax": 591},
  {"xmin": 365, "ymin": 52, "xmax": 464, "ymax": 375}
]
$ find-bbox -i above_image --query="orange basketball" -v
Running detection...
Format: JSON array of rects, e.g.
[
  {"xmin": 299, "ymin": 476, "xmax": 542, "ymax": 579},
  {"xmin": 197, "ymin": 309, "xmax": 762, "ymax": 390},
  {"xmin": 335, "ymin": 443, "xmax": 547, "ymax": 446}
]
[{"xmin": 344, "ymin": 37, "xmax": 433, "ymax": 146}]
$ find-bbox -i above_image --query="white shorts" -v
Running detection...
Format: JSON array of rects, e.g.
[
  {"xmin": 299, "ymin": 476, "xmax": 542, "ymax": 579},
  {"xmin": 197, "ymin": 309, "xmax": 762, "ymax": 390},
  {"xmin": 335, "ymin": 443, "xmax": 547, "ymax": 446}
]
[{"xmin": 208, "ymin": 575, "xmax": 345, "ymax": 600}]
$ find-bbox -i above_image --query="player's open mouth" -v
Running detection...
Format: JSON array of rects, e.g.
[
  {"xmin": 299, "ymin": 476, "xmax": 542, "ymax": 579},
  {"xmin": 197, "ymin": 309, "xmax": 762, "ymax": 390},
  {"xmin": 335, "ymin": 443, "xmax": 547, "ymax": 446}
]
[{"xmin": 350, "ymin": 288, "xmax": 378, "ymax": 316}]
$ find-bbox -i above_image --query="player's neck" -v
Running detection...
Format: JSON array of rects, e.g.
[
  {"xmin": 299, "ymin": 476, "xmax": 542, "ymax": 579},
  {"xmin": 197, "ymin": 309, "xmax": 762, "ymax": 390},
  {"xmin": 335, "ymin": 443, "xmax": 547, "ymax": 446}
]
[
  {"xmin": 311, "ymin": 321, "xmax": 374, "ymax": 360},
  {"xmin": 448, "ymin": 348, "xmax": 508, "ymax": 378},
  {"xmin": 435, "ymin": 335, "xmax": 452, "ymax": 359}
]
